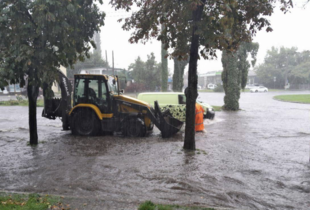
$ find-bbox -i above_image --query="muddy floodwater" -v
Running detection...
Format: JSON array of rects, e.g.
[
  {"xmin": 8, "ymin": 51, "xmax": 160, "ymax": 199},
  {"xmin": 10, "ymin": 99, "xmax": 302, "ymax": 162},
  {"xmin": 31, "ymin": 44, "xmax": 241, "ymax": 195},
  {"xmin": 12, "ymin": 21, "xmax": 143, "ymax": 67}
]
[{"xmin": 0, "ymin": 91, "xmax": 310, "ymax": 209}]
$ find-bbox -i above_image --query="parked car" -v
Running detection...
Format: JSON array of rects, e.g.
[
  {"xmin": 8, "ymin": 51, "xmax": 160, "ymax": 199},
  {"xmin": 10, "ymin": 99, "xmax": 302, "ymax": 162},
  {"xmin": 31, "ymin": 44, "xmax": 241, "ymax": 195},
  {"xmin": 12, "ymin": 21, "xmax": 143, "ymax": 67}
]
[
  {"xmin": 2, "ymin": 88, "xmax": 9, "ymax": 94},
  {"xmin": 207, "ymin": 83, "xmax": 217, "ymax": 90},
  {"xmin": 250, "ymin": 86, "xmax": 268, "ymax": 92},
  {"xmin": 137, "ymin": 92, "xmax": 215, "ymax": 122}
]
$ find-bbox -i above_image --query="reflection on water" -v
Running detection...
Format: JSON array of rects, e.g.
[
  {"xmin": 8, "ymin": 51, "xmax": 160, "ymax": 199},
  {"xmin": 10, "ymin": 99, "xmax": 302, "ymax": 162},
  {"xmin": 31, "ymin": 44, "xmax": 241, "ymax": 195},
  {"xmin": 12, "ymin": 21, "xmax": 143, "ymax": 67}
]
[{"xmin": 0, "ymin": 91, "xmax": 310, "ymax": 209}]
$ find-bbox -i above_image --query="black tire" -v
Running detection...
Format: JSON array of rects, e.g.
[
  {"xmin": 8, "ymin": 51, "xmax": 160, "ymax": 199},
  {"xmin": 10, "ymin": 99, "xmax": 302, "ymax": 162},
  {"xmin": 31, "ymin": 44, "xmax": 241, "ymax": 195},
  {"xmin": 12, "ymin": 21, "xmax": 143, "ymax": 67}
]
[
  {"xmin": 71, "ymin": 109, "xmax": 101, "ymax": 136},
  {"xmin": 148, "ymin": 122, "xmax": 154, "ymax": 131},
  {"xmin": 123, "ymin": 117, "xmax": 146, "ymax": 137},
  {"xmin": 255, "ymin": 90, "xmax": 258, "ymax": 92}
]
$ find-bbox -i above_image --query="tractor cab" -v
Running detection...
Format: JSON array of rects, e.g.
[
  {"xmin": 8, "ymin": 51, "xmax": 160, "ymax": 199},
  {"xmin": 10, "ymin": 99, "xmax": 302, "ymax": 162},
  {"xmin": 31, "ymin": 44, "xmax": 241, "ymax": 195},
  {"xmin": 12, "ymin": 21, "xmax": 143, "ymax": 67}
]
[{"xmin": 73, "ymin": 74, "xmax": 119, "ymax": 113}]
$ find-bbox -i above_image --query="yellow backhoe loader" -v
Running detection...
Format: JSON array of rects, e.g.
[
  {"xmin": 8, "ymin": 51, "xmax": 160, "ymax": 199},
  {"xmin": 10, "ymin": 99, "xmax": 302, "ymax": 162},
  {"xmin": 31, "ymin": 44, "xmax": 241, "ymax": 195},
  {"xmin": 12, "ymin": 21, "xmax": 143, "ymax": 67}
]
[{"xmin": 42, "ymin": 71, "xmax": 183, "ymax": 138}]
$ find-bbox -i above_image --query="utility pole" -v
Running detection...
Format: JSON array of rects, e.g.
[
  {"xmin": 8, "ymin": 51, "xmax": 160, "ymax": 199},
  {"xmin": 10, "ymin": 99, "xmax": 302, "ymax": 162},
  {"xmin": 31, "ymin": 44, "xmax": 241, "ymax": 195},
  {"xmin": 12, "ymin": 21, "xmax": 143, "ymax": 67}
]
[
  {"xmin": 105, "ymin": 50, "xmax": 108, "ymax": 70},
  {"xmin": 112, "ymin": 51, "xmax": 115, "ymax": 76}
]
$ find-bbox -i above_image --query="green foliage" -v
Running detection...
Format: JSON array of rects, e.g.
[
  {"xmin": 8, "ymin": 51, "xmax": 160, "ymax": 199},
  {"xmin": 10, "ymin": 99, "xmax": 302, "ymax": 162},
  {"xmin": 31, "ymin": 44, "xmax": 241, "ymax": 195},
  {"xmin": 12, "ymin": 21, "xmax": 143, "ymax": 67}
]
[
  {"xmin": 213, "ymin": 85, "xmax": 224, "ymax": 92},
  {"xmin": 110, "ymin": 0, "xmax": 292, "ymax": 60},
  {"xmin": 173, "ymin": 57, "xmax": 188, "ymax": 92},
  {"xmin": 67, "ymin": 33, "xmax": 109, "ymax": 78},
  {"xmin": 222, "ymin": 51, "xmax": 240, "ymax": 110},
  {"xmin": 221, "ymin": 42, "xmax": 259, "ymax": 110},
  {"xmin": 161, "ymin": 44, "xmax": 169, "ymax": 92},
  {"xmin": 237, "ymin": 42, "xmax": 259, "ymax": 89},
  {"xmin": 128, "ymin": 53, "xmax": 161, "ymax": 91},
  {"xmin": 16, "ymin": 94, "xmax": 24, "ymax": 102},
  {"xmin": 273, "ymin": 94, "xmax": 310, "ymax": 104},
  {"xmin": 0, "ymin": 193, "xmax": 61, "ymax": 210},
  {"xmin": 110, "ymin": 0, "xmax": 292, "ymax": 148},
  {"xmin": 0, "ymin": 0, "xmax": 105, "ymax": 90},
  {"xmin": 0, "ymin": 0, "xmax": 105, "ymax": 144},
  {"xmin": 256, "ymin": 47, "xmax": 310, "ymax": 89},
  {"xmin": 138, "ymin": 201, "xmax": 157, "ymax": 210},
  {"xmin": 67, "ymin": 52, "xmax": 109, "ymax": 78}
]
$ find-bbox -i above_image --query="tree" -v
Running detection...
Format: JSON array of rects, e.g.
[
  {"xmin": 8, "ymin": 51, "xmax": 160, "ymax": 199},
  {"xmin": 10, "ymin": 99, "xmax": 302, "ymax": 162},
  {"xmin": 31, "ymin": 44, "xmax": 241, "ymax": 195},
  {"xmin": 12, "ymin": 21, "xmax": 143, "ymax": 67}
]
[
  {"xmin": 222, "ymin": 42, "xmax": 259, "ymax": 110},
  {"xmin": 67, "ymin": 52, "xmax": 109, "ymax": 79},
  {"xmin": 161, "ymin": 42, "xmax": 168, "ymax": 92},
  {"xmin": 67, "ymin": 32, "xmax": 109, "ymax": 78},
  {"xmin": 128, "ymin": 53, "xmax": 161, "ymax": 91},
  {"xmin": 173, "ymin": 57, "xmax": 188, "ymax": 92},
  {"xmin": 0, "ymin": 0, "xmax": 105, "ymax": 145},
  {"xmin": 110, "ymin": 0, "xmax": 293, "ymax": 150},
  {"xmin": 172, "ymin": 35, "xmax": 189, "ymax": 92},
  {"xmin": 256, "ymin": 47, "xmax": 310, "ymax": 89}
]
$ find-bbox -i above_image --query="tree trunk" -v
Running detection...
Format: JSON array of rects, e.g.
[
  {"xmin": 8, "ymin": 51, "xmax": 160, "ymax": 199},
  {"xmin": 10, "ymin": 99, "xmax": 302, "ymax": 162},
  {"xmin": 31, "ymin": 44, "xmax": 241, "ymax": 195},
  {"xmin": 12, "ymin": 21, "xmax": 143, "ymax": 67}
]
[
  {"xmin": 27, "ymin": 74, "xmax": 39, "ymax": 145},
  {"xmin": 183, "ymin": 1, "xmax": 205, "ymax": 150},
  {"xmin": 173, "ymin": 58, "xmax": 187, "ymax": 92},
  {"xmin": 161, "ymin": 42, "xmax": 168, "ymax": 92},
  {"xmin": 222, "ymin": 50, "xmax": 240, "ymax": 110}
]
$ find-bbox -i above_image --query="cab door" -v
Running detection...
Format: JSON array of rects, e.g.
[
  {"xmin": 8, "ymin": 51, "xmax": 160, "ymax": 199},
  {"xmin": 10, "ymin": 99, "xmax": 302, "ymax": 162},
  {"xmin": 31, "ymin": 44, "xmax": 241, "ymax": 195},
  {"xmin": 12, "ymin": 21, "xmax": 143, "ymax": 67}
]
[{"xmin": 74, "ymin": 76, "xmax": 111, "ymax": 113}]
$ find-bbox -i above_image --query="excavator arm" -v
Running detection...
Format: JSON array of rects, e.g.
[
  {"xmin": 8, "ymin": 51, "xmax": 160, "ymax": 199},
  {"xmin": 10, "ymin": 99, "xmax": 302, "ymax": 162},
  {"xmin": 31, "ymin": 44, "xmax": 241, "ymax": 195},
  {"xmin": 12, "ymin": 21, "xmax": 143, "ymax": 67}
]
[{"xmin": 42, "ymin": 70, "xmax": 72, "ymax": 130}]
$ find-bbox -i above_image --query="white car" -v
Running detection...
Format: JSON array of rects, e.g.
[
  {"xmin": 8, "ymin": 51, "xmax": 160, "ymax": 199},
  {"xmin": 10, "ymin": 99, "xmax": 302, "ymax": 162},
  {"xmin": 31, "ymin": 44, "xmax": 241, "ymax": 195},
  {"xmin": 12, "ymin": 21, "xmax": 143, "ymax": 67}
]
[
  {"xmin": 207, "ymin": 84, "xmax": 217, "ymax": 90},
  {"xmin": 250, "ymin": 86, "xmax": 268, "ymax": 92}
]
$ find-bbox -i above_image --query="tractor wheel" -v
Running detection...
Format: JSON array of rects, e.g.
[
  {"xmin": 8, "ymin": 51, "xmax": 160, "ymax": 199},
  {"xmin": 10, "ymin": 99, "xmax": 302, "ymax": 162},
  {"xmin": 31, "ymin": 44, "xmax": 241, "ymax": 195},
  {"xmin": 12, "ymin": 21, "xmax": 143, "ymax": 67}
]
[
  {"xmin": 123, "ymin": 117, "xmax": 146, "ymax": 137},
  {"xmin": 71, "ymin": 109, "xmax": 100, "ymax": 136}
]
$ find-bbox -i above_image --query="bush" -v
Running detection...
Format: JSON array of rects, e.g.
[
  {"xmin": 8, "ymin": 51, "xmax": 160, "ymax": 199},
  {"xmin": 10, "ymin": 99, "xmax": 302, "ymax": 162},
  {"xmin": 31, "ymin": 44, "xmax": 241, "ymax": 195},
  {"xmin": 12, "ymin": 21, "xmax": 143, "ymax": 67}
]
[
  {"xmin": 9, "ymin": 100, "xmax": 19, "ymax": 105},
  {"xmin": 213, "ymin": 85, "xmax": 224, "ymax": 92},
  {"xmin": 15, "ymin": 94, "xmax": 24, "ymax": 102}
]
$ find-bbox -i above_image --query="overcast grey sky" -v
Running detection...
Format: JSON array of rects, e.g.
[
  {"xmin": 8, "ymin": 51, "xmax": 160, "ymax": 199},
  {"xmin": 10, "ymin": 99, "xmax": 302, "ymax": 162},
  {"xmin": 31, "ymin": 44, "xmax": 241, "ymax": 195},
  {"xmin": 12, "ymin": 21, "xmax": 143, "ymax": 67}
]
[{"xmin": 99, "ymin": 1, "xmax": 310, "ymax": 74}]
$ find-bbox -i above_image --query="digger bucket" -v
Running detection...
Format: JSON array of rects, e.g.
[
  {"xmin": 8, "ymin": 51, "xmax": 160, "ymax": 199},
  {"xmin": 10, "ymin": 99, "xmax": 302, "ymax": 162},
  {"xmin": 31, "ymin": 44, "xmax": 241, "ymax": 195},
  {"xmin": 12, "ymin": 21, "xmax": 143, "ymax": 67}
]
[{"xmin": 152, "ymin": 101, "xmax": 183, "ymax": 138}]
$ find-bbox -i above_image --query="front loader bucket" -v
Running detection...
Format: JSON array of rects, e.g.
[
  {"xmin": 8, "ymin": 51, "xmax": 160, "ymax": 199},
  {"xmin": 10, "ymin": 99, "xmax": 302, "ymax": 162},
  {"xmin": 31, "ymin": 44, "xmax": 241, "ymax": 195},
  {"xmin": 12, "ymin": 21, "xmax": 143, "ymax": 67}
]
[{"xmin": 152, "ymin": 101, "xmax": 183, "ymax": 138}]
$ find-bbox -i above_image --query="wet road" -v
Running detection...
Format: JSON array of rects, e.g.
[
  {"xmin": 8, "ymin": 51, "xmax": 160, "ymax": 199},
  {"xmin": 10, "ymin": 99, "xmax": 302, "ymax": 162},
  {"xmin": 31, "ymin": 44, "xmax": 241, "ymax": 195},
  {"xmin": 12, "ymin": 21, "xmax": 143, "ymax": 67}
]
[{"xmin": 0, "ymin": 91, "xmax": 309, "ymax": 209}]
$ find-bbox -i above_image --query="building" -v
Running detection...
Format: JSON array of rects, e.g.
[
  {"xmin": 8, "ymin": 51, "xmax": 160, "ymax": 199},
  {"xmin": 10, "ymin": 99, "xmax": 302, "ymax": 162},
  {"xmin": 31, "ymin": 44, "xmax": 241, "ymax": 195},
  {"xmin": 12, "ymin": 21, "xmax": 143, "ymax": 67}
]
[
  {"xmin": 198, "ymin": 71, "xmax": 223, "ymax": 88},
  {"xmin": 197, "ymin": 70, "xmax": 257, "ymax": 88}
]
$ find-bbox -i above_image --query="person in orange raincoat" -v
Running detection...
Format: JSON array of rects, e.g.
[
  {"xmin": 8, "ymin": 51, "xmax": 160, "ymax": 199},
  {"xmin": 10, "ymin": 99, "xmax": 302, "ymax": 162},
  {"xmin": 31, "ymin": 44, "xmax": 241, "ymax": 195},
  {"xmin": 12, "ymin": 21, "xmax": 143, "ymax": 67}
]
[
  {"xmin": 184, "ymin": 87, "xmax": 206, "ymax": 133},
  {"xmin": 195, "ymin": 103, "xmax": 206, "ymax": 132}
]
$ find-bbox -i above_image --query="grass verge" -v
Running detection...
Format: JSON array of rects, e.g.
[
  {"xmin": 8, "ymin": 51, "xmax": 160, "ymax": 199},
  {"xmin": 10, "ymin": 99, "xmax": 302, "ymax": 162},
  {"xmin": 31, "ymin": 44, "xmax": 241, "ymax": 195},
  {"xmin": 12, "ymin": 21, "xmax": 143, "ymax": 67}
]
[
  {"xmin": 211, "ymin": 105, "xmax": 222, "ymax": 111},
  {"xmin": 273, "ymin": 94, "xmax": 310, "ymax": 104},
  {"xmin": 0, "ymin": 99, "xmax": 44, "ymax": 107},
  {"xmin": 0, "ymin": 193, "xmax": 68, "ymax": 210},
  {"xmin": 138, "ymin": 201, "xmax": 216, "ymax": 210}
]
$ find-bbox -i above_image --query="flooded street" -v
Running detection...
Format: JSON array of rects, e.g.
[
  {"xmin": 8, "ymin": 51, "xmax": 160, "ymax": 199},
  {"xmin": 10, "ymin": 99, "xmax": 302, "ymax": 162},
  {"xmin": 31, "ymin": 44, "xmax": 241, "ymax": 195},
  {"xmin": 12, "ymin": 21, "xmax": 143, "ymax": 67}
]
[{"xmin": 0, "ymin": 91, "xmax": 310, "ymax": 209}]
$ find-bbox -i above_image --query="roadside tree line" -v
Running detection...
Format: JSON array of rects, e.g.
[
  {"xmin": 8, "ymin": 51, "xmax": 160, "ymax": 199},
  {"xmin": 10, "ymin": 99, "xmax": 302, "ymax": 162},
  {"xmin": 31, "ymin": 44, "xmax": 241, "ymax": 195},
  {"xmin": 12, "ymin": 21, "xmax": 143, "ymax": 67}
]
[
  {"xmin": 255, "ymin": 47, "xmax": 310, "ymax": 89},
  {"xmin": 1, "ymin": 0, "xmax": 293, "ymax": 150}
]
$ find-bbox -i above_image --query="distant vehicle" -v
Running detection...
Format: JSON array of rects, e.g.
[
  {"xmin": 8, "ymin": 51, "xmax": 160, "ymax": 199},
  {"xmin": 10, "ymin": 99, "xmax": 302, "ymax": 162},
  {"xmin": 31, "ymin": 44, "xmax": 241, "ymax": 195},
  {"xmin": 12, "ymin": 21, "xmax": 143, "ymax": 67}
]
[
  {"xmin": 137, "ymin": 92, "xmax": 215, "ymax": 121},
  {"xmin": 2, "ymin": 89, "xmax": 9, "ymax": 94},
  {"xmin": 207, "ymin": 84, "xmax": 217, "ymax": 90},
  {"xmin": 250, "ymin": 86, "xmax": 268, "ymax": 92}
]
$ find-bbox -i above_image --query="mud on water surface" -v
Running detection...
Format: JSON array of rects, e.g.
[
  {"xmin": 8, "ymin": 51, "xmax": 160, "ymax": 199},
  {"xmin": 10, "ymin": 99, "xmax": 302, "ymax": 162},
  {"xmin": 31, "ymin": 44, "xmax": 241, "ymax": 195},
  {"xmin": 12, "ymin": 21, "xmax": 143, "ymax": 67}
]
[{"xmin": 0, "ymin": 91, "xmax": 310, "ymax": 210}]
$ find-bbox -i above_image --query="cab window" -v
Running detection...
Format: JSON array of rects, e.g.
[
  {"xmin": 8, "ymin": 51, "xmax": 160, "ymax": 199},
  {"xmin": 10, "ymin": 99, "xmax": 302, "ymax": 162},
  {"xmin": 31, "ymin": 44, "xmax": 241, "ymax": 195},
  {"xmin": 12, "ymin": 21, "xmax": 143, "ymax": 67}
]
[{"xmin": 74, "ymin": 77, "xmax": 109, "ymax": 113}]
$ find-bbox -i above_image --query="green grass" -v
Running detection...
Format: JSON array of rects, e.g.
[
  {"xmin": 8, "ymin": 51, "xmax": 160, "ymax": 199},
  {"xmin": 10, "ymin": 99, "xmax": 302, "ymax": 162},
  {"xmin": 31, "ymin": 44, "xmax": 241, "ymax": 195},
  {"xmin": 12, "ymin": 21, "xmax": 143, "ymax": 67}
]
[
  {"xmin": 0, "ymin": 193, "xmax": 63, "ymax": 210},
  {"xmin": 0, "ymin": 99, "xmax": 44, "ymax": 107},
  {"xmin": 273, "ymin": 94, "xmax": 310, "ymax": 104},
  {"xmin": 138, "ymin": 201, "xmax": 216, "ymax": 210},
  {"xmin": 198, "ymin": 89, "xmax": 214, "ymax": 92},
  {"xmin": 211, "ymin": 105, "xmax": 222, "ymax": 111}
]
